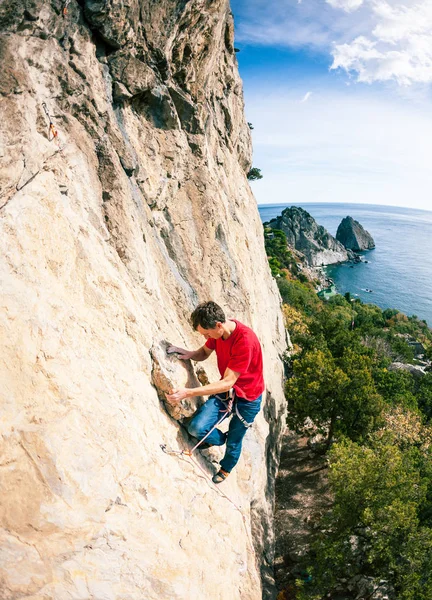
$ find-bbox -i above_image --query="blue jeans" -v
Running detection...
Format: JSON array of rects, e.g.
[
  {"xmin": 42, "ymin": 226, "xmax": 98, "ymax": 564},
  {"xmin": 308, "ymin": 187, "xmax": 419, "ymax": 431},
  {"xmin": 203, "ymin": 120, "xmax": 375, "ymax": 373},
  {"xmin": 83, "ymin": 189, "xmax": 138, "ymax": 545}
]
[{"xmin": 187, "ymin": 394, "xmax": 262, "ymax": 473}]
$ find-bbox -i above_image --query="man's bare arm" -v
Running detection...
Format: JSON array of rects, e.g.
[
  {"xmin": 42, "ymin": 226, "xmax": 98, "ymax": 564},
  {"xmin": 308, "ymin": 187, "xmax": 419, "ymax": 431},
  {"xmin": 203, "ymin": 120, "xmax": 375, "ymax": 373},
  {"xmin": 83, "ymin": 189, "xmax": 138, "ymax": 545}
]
[
  {"xmin": 167, "ymin": 344, "xmax": 213, "ymax": 362},
  {"xmin": 166, "ymin": 367, "xmax": 240, "ymax": 403}
]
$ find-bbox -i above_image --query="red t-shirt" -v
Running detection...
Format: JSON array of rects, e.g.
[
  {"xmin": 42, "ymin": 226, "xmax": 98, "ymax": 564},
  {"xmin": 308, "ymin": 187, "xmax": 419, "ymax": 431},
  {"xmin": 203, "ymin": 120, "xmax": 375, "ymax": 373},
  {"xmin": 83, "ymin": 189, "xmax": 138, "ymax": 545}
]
[{"xmin": 205, "ymin": 320, "xmax": 265, "ymax": 401}]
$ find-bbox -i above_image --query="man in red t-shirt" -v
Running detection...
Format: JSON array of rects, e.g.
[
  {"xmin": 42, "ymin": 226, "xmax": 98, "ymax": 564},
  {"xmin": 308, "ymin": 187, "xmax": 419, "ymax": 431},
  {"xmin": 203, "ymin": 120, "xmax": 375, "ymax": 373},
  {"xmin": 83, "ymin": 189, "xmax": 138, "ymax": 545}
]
[{"xmin": 166, "ymin": 301, "xmax": 265, "ymax": 483}]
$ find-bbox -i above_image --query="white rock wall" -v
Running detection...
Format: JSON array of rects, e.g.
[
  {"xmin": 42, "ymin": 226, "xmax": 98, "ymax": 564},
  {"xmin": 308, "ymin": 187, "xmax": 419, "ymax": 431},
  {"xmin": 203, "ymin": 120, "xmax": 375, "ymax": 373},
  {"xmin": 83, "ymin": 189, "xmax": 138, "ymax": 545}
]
[{"xmin": 0, "ymin": 1, "xmax": 287, "ymax": 598}]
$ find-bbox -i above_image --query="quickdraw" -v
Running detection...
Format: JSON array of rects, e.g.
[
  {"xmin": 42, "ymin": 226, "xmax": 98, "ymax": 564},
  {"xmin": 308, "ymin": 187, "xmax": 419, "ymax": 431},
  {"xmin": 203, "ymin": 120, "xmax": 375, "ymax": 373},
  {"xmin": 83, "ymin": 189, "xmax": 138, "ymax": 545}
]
[
  {"xmin": 42, "ymin": 102, "xmax": 59, "ymax": 143},
  {"xmin": 60, "ymin": 0, "xmax": 72, "ymax": 50}
]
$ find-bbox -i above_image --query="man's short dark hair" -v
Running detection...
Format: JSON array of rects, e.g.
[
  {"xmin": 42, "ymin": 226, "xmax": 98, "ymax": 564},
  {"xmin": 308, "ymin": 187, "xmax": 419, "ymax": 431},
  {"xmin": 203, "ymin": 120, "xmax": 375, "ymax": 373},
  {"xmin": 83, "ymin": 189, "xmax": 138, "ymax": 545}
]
[{"xmin": 191, "ymin": 301, "xmax": 226, "ymax": 330}]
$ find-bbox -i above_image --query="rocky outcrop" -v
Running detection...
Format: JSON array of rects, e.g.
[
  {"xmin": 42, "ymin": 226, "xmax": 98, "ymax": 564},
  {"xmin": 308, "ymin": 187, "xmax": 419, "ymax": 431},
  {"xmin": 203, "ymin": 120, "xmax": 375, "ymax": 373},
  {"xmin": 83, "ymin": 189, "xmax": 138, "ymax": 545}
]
[
  {"xmin": 268, "ymin": 206, "xmax": 352, "ymax": 266},
  {"xmin": 388, "ymin": 363, "xmax": 427, "ymax": 379},
  {"xmin": 150, "ymin": 341, "xmax": 205, "ymax": 421},
  {"xmin": 336, "ymin": 216, "xmax": 375, "ymax": 251},
  {"xmin": 0, "ymin": 2, "xmax": 287, "ymax": 599}
]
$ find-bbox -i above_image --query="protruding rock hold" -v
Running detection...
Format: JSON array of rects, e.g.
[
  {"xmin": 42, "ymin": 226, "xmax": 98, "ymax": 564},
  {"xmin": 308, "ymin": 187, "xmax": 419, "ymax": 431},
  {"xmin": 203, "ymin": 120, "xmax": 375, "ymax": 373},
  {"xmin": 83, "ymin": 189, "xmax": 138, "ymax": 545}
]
[
  {"xmin": 150, "ymin": 340, "xmax": 205, "ymax": 421},
  {"xmin": 336, "ymin": 216, "xmax": 375, "ymax": 251},
  {"xmin": 112, "ymin": 81, "xmax": 132, "ymax": 103},
  {"xmin": 109, "ymin": 53, "xmax": 157, "ymax": 96}
]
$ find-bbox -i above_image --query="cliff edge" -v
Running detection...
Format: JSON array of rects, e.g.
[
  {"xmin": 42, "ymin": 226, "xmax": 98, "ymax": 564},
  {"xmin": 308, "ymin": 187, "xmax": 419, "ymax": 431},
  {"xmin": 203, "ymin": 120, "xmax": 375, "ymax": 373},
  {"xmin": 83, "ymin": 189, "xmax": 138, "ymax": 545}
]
[{"xmin": 0, "ymin": 2, "xmax": 286, "ymax": 598}]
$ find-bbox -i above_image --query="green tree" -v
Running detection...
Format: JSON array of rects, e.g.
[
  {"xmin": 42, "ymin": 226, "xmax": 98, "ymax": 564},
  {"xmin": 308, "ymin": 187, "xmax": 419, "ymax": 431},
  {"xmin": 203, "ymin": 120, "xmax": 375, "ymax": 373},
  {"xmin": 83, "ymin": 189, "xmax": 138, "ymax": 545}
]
[
  {"xmin": 268, "ymin": 257, "xmax": 282, "ymax": 278},
  {"xmin": 372, "ymin": 366, "xmax": 417, "ymax": 410},
  {"xmin": 247, "ymin": 167, "xmax": 263, "ymax": 180},
  {"xmin": 353, "ymin": 302, "xmax": 385, "ymax": 332},
  {"xmin": 337, "ymin": 349, "xmax": 384, "ymax": 439},
  {"xmin": 309, "ymin": 303, "xmax": 355, "ymax": 357},
  {"xmin": 286, "ymin": 348, "xmax": 382, "ymax": 449}
]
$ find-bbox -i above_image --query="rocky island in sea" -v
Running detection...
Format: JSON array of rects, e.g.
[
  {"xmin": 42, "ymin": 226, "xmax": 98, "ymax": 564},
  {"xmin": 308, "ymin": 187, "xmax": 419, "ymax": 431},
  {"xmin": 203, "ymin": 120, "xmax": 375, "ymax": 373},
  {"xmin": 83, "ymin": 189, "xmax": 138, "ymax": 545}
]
[
  {"xmin": 265, "ymin": 206, "xmax": 375, "ymax": 267},
  {"xmin": 266, "ymin": 206, "xmax": 353, "ymax": 266},
  {"xmin": 336, "ymin": 216, "xmax": 375, "ymax": 251},
  {"xmin": 265, "ymin": 206, "xmax": 375, "ymax": 293}
]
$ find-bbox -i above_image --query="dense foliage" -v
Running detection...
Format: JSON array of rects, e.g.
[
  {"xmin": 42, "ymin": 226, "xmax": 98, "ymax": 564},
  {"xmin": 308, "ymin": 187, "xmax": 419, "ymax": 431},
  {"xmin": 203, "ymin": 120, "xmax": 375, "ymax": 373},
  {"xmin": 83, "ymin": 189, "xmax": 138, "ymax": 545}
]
[
  {"xmin": 264, "ymin": 228, "xmax": 299, "ymax": 277},
  {"xmin": 305, "ymin": 424, "xmax": 432, "ymax": 600},
  {"xmin": 266, "ymin": 233, "xmax": 432, "ymax": 599}
]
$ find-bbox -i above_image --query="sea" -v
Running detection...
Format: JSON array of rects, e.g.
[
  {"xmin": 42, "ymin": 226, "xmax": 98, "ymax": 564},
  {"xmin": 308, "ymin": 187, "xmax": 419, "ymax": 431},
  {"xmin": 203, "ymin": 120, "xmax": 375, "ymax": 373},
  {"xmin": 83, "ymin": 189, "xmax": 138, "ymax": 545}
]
[{"xmin": 258, "ymin": 203, "xmax": 432, "ymax": 327}]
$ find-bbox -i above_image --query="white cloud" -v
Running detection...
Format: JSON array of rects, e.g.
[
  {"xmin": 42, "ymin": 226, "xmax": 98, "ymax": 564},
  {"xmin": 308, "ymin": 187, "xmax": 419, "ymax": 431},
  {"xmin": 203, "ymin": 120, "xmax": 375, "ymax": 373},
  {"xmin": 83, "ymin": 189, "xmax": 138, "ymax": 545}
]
[
  {"xmin": 331, "ymin": 1, "xmax": 432, "ymax": 84},
  {"xmin": 301, "ymin": 91, "xmax": 312, "ymax": 102},
  {"xmin": 233, "ymin": 0, "xmax": 432, "ymax": 85},
  {"xmin": 326, "ymin": 0, "xmax": 364, "ymax": 13},
  {"xmin": 233, "ymin": 0, "xmax": 370, "ymax": 50}
]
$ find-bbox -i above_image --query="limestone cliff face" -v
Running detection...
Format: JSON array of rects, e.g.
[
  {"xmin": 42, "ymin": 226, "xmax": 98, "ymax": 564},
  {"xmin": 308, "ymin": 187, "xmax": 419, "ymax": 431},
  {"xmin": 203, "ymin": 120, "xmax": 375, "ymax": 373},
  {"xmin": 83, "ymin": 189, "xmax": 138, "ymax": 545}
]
[
  {"xmin": 0, "ymin": 2, "xmax": 286, "ymax": 599},
  {"xmin": 268, "ymin": 206, "xmax": 351, "ymax": 266}
]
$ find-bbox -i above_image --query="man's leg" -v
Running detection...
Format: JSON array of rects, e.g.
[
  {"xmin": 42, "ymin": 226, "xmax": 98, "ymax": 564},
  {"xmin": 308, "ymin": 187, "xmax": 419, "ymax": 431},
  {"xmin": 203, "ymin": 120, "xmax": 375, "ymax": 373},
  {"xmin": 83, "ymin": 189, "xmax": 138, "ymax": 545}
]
[
  {"xmin": 220, "ymin": 396, "xmax": 262, "ymax": 473},
  {"xmin": 187, "ymin": 396, "xmax": 228, "ymax": 446}
]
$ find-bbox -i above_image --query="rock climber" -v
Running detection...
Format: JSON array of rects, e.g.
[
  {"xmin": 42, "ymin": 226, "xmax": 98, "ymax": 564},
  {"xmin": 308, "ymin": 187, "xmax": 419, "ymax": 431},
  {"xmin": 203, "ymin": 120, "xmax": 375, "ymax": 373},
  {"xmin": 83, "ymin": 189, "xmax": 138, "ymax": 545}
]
[{"xmin": 166, "ymin": 301, "xmax": 265, "ymax": 484}]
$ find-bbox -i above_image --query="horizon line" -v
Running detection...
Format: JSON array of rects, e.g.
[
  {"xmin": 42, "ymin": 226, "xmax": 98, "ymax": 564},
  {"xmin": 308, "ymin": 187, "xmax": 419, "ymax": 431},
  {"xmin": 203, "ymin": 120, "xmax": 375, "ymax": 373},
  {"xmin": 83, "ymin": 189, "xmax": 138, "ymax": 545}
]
[{"xmin": 257, "ymin": 201, "xmax": 432, "ymax": 214}]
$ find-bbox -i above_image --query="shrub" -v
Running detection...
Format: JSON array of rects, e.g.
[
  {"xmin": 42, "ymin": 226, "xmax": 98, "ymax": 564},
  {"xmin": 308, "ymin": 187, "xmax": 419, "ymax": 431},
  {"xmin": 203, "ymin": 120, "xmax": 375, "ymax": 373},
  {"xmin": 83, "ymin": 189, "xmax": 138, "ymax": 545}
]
[{"xmin": 247, "ymin": 167, "xmax": 263, "ymax": 180}]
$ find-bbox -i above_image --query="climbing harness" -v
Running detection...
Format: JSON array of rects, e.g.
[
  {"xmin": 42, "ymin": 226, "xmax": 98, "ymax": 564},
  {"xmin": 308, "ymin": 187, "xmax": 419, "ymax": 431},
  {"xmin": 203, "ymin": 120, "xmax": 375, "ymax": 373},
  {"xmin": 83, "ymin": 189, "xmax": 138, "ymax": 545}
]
[
  {"xmin": 235, "ymin": 402, "xmax": 253, "ymax": 428},
  {"xmin": 219, "ymin": 389, "xmax": 254, "ymax": 429}
]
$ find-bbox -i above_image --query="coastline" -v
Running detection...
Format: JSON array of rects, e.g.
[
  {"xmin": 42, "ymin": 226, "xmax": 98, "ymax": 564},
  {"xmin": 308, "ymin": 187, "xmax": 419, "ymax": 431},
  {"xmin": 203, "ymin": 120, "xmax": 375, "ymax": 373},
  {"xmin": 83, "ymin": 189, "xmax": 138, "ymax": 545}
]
[{"xmin": 259, "ymin": 202, "xmax": 432, "ymax": 326}]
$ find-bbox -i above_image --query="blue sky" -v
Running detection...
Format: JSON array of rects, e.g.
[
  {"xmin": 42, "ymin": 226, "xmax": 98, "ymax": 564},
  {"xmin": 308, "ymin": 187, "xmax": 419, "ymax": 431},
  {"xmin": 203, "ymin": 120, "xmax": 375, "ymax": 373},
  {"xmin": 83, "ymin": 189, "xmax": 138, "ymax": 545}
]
[{"xmin": 230, "ymin": 0, "xmax": 432, "ymax": 210}]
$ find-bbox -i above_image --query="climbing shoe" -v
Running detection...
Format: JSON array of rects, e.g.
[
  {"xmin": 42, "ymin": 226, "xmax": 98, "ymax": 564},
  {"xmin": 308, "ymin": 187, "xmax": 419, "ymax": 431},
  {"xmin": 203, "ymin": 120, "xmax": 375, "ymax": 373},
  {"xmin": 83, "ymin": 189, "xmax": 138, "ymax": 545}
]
[
  {"xmin": 198, "ymin": 442, "xmax": 214, "ymax": 450},
  {"xmin": 212, "ymin": 469, "xmax": 230, "ymax": 484}
]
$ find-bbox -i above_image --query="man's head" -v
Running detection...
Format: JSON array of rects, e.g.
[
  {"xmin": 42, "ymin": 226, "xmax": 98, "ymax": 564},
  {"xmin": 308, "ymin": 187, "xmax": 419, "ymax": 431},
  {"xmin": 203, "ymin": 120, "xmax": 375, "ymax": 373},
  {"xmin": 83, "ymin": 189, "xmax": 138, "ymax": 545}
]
[{"xmin": 191, "ymin": 301, "xmax": 226, "ymax": 340}]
